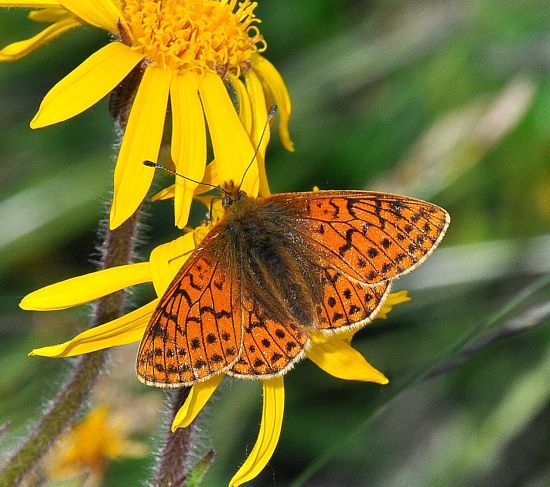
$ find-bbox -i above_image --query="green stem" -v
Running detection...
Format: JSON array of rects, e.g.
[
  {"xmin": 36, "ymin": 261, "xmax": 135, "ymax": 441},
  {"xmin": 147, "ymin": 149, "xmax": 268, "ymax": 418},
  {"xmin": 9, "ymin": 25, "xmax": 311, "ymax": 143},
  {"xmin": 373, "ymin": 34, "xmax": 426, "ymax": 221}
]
[
  {"xmin": 152, "ymin": 387, "xmax": 200, "ymax": 487},
  {"xmin": 0, "ymin": 211, "xmax": 141, "ymax": 487}
]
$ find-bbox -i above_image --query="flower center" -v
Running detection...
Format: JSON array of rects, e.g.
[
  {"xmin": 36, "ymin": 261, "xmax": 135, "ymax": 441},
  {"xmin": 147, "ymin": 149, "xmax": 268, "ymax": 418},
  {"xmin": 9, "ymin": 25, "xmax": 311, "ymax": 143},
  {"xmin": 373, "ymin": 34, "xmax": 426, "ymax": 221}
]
[{"xmin": 120, "ymin": 0, "xmax": 265, "ymax": 76}]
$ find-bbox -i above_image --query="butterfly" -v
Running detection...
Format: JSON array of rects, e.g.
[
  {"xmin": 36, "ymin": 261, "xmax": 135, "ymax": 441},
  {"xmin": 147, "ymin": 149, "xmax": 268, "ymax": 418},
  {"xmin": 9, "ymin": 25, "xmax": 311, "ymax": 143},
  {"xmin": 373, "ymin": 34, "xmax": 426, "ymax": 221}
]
[{"xmin": 136, "ymin": 182, "xmax": 450, "ymax": 387}]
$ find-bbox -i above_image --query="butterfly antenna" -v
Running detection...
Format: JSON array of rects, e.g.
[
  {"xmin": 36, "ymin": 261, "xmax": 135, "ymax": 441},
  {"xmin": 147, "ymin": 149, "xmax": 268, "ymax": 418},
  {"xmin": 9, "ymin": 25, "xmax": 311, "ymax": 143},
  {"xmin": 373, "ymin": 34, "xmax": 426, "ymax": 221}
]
[
  {"xmin": 143, "ymin": 160, "xmax": 219, "ymax": 190},
  {"xmin": 238, "ymin": 104, "xmax": 278, "ymax": 190}
]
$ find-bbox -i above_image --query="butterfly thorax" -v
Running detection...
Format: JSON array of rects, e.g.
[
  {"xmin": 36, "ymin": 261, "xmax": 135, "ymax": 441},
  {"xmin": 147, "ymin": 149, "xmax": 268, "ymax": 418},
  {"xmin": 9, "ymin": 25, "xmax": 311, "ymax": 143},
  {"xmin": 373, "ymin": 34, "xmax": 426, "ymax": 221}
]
[{"xmin": 215, "ymin": 190, "xmax": 323, "ymax": 329}]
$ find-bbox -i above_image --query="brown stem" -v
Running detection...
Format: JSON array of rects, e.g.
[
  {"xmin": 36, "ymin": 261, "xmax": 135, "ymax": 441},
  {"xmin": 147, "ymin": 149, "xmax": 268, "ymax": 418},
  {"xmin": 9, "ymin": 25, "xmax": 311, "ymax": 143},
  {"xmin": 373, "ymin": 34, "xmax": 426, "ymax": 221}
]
[
  {"xmin": 0, "ymin": 212, "xmax": 141, "ymax": 487},
  {"xmin": 152, "ymin": 387, "xmax": 200, "ymax": 487}
]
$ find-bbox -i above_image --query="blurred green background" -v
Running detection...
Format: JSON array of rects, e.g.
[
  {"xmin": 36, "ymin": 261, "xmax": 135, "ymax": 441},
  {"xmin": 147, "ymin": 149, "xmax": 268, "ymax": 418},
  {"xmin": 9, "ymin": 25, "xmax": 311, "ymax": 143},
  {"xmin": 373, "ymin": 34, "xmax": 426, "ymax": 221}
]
[{"xmin": 1, "ymin": 1, "xmax": 549, "ymax": 486}]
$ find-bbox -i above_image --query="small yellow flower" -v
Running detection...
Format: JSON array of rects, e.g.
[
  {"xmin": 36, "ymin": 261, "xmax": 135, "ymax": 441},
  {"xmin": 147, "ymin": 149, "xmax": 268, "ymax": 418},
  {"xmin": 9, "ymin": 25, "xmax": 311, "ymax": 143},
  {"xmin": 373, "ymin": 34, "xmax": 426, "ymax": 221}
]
[
  {"xmin": 22, "ymin": 201, "xmax": 410, "ymax": 485},
  {"xmin": 0, "ymin": 0, "xmax": 293, "ymax": 228},
  {"xmin": 43, "ymin": 404, "xmax": 146, "ymax": 486}
]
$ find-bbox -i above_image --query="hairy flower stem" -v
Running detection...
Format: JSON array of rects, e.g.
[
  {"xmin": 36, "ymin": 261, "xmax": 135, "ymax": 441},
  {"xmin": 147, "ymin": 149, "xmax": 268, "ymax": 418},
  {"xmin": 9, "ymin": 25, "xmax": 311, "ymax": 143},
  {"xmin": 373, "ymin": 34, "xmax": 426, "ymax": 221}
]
[
  {"xmin": 152, "ymin": 387, "xmax": 199, "ymax": 487},
  {"xmin": 0, "ymin": 212, "xmax": 141, "ymax": 487}
]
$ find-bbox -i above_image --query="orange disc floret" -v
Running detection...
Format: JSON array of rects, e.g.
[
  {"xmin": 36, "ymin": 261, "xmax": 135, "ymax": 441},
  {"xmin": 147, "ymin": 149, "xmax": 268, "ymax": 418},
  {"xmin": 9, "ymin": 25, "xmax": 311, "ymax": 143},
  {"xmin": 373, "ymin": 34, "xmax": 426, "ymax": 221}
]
[{"xmin": 121, "ymin": 0, "xmax": 266, "ymax": 75}]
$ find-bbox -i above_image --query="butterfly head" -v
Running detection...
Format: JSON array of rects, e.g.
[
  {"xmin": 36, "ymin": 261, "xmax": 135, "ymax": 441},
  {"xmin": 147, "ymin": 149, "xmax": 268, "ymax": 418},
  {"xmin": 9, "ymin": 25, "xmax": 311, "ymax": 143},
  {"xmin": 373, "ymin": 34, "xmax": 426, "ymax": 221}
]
[{"xmin": 221, "ymin": 180, "xmax": 247, "ymax": 208}]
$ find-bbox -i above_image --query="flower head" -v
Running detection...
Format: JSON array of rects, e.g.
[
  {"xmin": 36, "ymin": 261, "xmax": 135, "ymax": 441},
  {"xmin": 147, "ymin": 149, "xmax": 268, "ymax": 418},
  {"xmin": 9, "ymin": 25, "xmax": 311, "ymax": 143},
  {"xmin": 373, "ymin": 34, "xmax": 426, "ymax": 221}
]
[
  {"xmin": 120, "ymin": 0, "xmax": 265, "ymax": 76},
  {"xmin": 23, "ymin": 196, "xmax": 410, "ymax": 485},
  {"xmin": 1, "ymin": 0, "xmax": 293, "ymax": 228}
]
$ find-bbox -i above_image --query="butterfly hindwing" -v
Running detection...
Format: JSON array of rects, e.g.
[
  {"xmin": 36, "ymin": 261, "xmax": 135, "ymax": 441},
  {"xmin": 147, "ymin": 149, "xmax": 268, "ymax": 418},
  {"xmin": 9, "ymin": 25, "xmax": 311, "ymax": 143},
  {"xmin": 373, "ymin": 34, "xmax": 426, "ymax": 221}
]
[
  {"xmin": 136, "ymin": 242, "xmax": 242, "ymax": 387},
  {"xmin": 317, "ymin": 268, "xmax": 391, "ymax": 331},
  {"xmin": 228, "ymin": 298, "xmax": 308, "ymax": 379},
  {"xmin": 268, "ymin": 191, "xmax": 450, "ymax": 284},
  {"xmin": 228, "ymin": 269, "xmax": 390, "ymax": 379}
]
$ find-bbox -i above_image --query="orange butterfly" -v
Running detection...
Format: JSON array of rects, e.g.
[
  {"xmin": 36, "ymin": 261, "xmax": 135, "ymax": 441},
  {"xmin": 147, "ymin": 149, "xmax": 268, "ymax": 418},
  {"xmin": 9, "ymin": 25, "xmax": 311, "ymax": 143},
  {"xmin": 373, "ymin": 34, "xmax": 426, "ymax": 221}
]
[{"xmin": 137, "ymin": 183, "xmax": 449, "ymax": 387}]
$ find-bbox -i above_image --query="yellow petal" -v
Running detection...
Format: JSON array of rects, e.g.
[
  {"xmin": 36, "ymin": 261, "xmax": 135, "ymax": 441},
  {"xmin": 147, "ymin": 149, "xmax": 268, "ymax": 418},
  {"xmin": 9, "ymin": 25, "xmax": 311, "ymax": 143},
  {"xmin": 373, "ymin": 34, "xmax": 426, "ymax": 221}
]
[
  {"xmin": 244, "ymin": 69, "xmax": 271, "ymax": 196},
  {"xmin": 149, "ymin": 232, "xmax": 196, "ymax": 296},
  {"xmin": 171, "ymin": 375, "xmax": 223, "ymax": 431},
  {"xmin": 198, "ymin": 72, "xmax": 258, "ymax": 196},
  {"xmin": 58, "ymin": 0, "xmax": 121, "ymax": 33},
  {"xmin": 154, "ymin": 159, "xmax": 220, "ymax": 200},
  {"xmin": 192, "ymin": 194, "xmax": 216, "ymax": 212},
  {"xmin": 0, "ymin": 17, "xmax": 79, "ymax": 61},
  {"xmin": 151, "ymin": 184, "xmax": 176, "ymax": 201},
  {"xmin": 29, "ymin": 299, "xmax": 158, "ymax": 358},
  {"xmin": 153, "ymin": 160, "xmax": 221, "ymax": 201},
  {"xmin": 228, "ymin": 74, "xmax": 252, "ymax": 134},
  {"xmin": 194, "ymin": 161, "xmax": 220, "ymax": 193},
  {"xmin": 110, "ymin": 65, "xmax": 172, "ymax": 230},
  {"xmin": 20, "ymin": 262, "xmax": 152, "ymax": 311},
  {"xmin": 141, "ymin": 158, "xmax": 221, "ymax": 201},
  {"xmin": 28, "ymin": 6, "xmax": 69, "ymax": 22},
  {"xmin": 229, "ymin": 377, "xmax": 284, "ymax": 487},
  {"xmin": 307, "ymin": 335, "xmax": 389, "ymax": 384},
  {"xmin": 151, "ymin": 176, "xmax": 220, "ymax": 200},
  {"xmin": 252, "ymin": 54, "xmax": 294, "ymax": 152},
  {"xmin": 244, "ymin": 70, "xmax": 270, "ymax": 149},
  {"xmin": 171, "ymin": 73, "xmax": 207, "ymax": 228},
  {"xmin": 376, "ymin": 290, "xmax": 411, "ymax": 319},
  {"xmin": 30, "ymin": 42, "xmax": 143, "ymax": 128}
]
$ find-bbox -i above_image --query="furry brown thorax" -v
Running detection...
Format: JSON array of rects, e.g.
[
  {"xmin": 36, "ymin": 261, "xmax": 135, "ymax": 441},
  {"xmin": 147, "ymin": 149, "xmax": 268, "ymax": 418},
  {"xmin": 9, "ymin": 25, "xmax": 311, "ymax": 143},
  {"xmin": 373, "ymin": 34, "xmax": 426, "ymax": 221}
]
[{"xmin": 212, "ymin": 182, "xmax": 323, "ymax": 328}]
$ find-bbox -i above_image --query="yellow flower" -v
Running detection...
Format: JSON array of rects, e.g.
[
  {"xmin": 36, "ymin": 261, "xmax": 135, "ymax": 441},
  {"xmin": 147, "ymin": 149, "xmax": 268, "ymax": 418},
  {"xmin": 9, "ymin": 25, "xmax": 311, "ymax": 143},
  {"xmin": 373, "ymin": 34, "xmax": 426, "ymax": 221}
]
[
  {"xmin": 22, "ymin": 203, "xmax": 410, "ymax": 485},
  {"xmin": 0, "ymin": 0, "xmax": 293, "ymax": 228},
  {"xmin": 43, "ymin": 404, "xmax": 146, "ymax": 486}
]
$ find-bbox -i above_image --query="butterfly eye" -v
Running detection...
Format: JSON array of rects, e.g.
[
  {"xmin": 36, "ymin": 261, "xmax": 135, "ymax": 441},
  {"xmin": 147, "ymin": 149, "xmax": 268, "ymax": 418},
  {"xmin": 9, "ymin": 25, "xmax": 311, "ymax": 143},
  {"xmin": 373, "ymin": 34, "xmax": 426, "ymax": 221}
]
[{"xmin": 222, "ymin": 195, "xmax": 234, "ymax": 207}]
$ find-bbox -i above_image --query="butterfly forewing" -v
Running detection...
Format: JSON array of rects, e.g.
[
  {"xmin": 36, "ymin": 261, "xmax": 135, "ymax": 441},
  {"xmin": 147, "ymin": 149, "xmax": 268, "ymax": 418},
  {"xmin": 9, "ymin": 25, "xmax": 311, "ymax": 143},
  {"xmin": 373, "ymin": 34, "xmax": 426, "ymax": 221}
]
[
  {"xmin": 136, "ymin": 243, "xmax": 242, "ymax": 387},
  {"xmin": 271, "ymin": 191, "xmax": 450, "ymax": 284}
]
